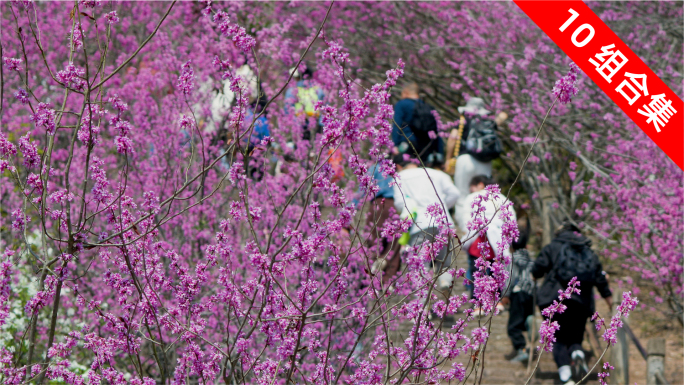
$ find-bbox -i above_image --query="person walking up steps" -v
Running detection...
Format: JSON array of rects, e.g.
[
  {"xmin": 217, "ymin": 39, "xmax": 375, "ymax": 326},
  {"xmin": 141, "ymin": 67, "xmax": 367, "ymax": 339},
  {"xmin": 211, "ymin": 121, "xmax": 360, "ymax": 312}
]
[
  {"xmin": 532, "ymin": 222, "xmax": 613, "ymax": 385},
  {"xmin": 365, "ymin": 161, "xmax": 402, "ymax": 286},
  {"xmin": 502, "ymin": 212, "xmax": 535, "ymax": 363},
  {"xmin": 459, "ymin": 175, "xmax": 516, "ymax": 317},
  {"xmin": 445, "ymin": 98, "xmax": 504, "ymax": 231},
  {"xmin": 391, "ymin": 83, "xmax": 443, "ymax": 164},
  {"xmin": 392, "ymin": 153, "xmax": 459, "ymax": 296}
]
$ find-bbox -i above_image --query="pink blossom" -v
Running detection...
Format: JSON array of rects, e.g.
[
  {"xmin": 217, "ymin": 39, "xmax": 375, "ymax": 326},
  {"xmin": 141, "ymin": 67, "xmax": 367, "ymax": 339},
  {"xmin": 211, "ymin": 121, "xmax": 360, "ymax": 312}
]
[
  {"xmin": 104, "ymin": 11, "xmax": 119, "ymax": 24},
  {"xmin": 18, "ymin": 134, "xmax": 39, "ymax": 168},
  {"xmin": 30, "ymin": 102, "xmax": 56, "ymax": 135},
  {"xmin": 114, "ymin": 136, "xmax": 133, "ymax": 154},
  {"xmin": 537, "ymin": 173, "xmax": 549, "ymax": 183},
  {"xmin": 2, "ymin": 57, "xmax": 22, "ymax": 71},
  {"xmin": 56, "ymin": 63, "xmax": 86, "ymax": 91},
  {"xmin": 552, "ymin": 63, "xmax": 580, "ymax": 104},
  {"xmin": 176, "ymin": 60, "xmax": 195, "ymax": 95},
  {"xmin": 14, "ymin": 88, "xmax": 29, "ymax": 104}
]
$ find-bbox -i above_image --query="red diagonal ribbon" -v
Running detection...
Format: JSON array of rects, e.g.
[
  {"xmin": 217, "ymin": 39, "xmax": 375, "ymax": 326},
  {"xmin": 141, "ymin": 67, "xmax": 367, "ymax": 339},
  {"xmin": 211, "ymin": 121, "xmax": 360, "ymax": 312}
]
[{"xmin": 514, "ymin": 0, "xmax": 683, "ymax": 169}]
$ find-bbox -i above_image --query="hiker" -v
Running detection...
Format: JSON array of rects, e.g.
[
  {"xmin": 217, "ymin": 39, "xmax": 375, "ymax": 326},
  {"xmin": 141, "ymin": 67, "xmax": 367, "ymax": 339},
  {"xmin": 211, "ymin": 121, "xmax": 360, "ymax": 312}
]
[
  {"xmin": 210, "ymin": 64, "xmax": 261, "ymax": 170},
  {"xmin": 425, "ymin": 151, "xmax": 445, "ymax": 170},
  {"xmin": 211, "ymin": 64, "xmax": 260, "ymax": 136},
  {"xmin": 502, "ymin": 212, "xmax": 535, "ymax": 363},
  {"xmin": 532, "ymin": 222, "xmax": 613, "ymax": 385},
  {"xmin": 365, "ymin": 163, "xmax": 402, "ymax": 287},
  {"xmin": 285, "ymin": 64, "xmax": 324, "ymax": 141},
  {"xmin": 391, "ymin": 153, "xmax": 459, "ymax": 294},
  {"xmin": 444, "ymin": 98, "xmax": 504, "ymax": 227},
  {"xmin": 243, "ymin": 98, "xmax": 271, "ymax": 181},
  {"xmin": 391, "ymin": 83, "xmax": 443, "ymax": 164},
  {"xmin": 244, "ymin": 98, "xmax": 270, "ymax": 152},
  {"xmin": 459, "ymin": 175, "xmax": 515, "ymax": 315}
]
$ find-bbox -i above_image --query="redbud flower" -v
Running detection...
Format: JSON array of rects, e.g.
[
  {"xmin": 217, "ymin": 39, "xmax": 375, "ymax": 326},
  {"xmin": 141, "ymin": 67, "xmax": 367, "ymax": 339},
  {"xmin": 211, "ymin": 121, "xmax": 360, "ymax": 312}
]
[
  {"xmin": 115, "ymin": 136, "xmax": 134, "ymax": 154},
  {"xmin": 30, "ymin": 102, "xmax": 56, "ymax": 135},
  {"xmin": 56, "ymin": 63, "xmax": 86, "ymax": 91},
  {"xmin": 603, "ymin": 291, "xmax": 638, "ymax": 344},
  {"xmin": 2, "ymin": 57, "xmax": 22, "ymax": 71},
  {"xmin": 0, "ymin": 133, "xmax": 17, "ymax": 158},
  {"xmin": 14, "ymin": 88, "xmax": 29, "ymax": 104},
  {"xmin": 70, "ymin": 23, "xmax": 84, "ymax": 49},
  {"xmin": 79, "ymin": 0, "xmax": 100, "ymax": 8},
  {"xmin": 104, "ymin": 11, "xmax": 119, "ymax": 24},
  {"xmin": 177, "ymin": 61, "xmax": 195, "ymax": 95},
  {"xmin": 18, "ymin": 134, "xmax": 39, "ymax": 168},
  {"xmin": 552, "ymin": 63, "xmax": 580, "ymax": 104}
]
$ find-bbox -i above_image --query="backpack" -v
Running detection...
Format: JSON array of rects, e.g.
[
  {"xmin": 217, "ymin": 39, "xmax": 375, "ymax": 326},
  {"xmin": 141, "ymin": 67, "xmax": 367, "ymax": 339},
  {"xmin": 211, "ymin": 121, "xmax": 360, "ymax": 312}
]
[
  {"xmin": 408, "ymin": 100, "xmax": 439, "ymax": 159},
  {"xmin": 464, "ymin": 117, "xmax": 503, "ymax": 162},
  {"xmin": 468, "ymin": 234, "xmax": 495, "ymax": 260},
  {"xmin": 555, "ymin": 242, "xmax": 598, "ymax": 286}
]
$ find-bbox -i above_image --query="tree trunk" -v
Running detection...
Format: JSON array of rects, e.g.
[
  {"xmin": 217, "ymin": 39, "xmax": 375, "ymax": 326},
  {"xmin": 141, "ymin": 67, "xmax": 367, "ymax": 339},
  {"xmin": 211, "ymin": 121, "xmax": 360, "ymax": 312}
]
[{"xmin": 540, "ymin": 184, "xmax": 555, "ymax": 246}]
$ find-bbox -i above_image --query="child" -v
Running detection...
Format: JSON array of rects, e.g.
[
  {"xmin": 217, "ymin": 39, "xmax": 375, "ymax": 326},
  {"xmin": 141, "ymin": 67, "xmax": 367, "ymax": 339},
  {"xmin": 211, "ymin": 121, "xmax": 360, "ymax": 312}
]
[{"xmin": 459, "ymin": 175, "xmax": 516, "ymax": 315}]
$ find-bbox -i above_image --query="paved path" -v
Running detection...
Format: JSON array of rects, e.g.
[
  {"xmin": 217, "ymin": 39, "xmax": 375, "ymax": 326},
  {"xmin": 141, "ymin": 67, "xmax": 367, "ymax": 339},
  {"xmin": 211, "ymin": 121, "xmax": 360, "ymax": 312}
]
[{"xmin": 387, "ymin": 249, "xmax": 601, "ymax": 385}]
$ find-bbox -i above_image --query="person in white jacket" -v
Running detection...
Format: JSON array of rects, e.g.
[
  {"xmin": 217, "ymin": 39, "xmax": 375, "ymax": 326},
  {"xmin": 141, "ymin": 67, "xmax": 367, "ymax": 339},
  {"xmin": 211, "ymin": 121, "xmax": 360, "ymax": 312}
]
[
  {"xmin": 392, "ymin": 154, "xmax": 460, "ymax": 292},
  {"xmin": 446, "ymin": 98, "xmax": 508, "ymax": 233},
  {"xmin": 458, "ymin": 175, "xmax": 516, "ymax": 315}
]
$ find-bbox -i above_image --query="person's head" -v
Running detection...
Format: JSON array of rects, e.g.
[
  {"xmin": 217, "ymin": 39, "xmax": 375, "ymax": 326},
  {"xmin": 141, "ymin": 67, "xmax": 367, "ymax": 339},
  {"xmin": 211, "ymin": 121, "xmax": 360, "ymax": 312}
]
[
  {"xmin": 400, "ymin": 82, "xmax": 419, "ymax": 99},
  {"xmin": 469, "ymin": 174, "xmax": 495, "ymax": 193},
  {"xmin": 458, "ymin": 98, "xmax": 491, "ymax": 116},
  {"xmin": 392, "ymin": 153, "xmax": 417, "ymax": 171},
  {"xmin": 290, "ymin": 67, "xmax": 301, "ymax": 81},
  {"xmin": 252, "ymin": 97, "xmax": 268, "ymax": 115},
  {"xmin": 290, "ymin": 63, "xmax": 313, "ymax": 81},
  {"xmin": 512, "ymin": 209, "xmax": 531, "ymax": 251},
  {"xmin": 457, "ymin": 97, "xmax": 491, "ymax": 117},
  {"xmin": 555, "ymin": 220, "xmax": 581, "ymax": 236},
  {"xmin": 425, "ymin": 152, "xmax": 444, "ymax": 169}
]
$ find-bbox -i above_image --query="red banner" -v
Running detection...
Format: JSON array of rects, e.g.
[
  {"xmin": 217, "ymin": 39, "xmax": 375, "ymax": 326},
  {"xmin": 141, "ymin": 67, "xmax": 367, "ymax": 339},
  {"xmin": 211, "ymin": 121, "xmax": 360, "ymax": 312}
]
[{"xmin": 514, "ymin": 1, "xmax": 683, "ymax": 170}]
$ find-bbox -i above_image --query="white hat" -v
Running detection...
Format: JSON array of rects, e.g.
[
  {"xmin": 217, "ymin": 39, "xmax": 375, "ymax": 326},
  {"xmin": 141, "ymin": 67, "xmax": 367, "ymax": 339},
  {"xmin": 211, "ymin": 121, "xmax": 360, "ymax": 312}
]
[
  {"xmin": 289, "ymin": 67, "xmax": 300, "ymax": 79},
  {"xmin": 458, "ymin": 97, "xmax": 491, "ymax": 116}
]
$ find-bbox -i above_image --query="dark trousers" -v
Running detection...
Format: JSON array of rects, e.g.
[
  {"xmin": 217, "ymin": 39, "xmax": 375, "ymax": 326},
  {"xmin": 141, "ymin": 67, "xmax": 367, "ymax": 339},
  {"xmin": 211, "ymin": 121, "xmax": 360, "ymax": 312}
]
[
  {"xmin": 507, "ymin": 292, "xmax": 534, "ymax": 350},
  {"xmin": 465, "ymin": 253, "xmax": 476, "ymax": 298},
  {"xmin": 541, "ymin": 300, "xmax": 589, "ymax": 367}
]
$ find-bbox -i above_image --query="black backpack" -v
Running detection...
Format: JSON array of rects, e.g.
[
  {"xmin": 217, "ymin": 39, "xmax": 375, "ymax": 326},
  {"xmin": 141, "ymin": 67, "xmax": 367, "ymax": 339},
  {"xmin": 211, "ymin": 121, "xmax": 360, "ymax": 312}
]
[
  {"xmin": 408, "ymin": 100, "xmax": 439, "ymax": 159},
  {"xmin": 555, "ymin": 242, "xmax": 598, "ymax": 286},
  {"xmin": 464, "ymin": 117, "xmax": 503, "ymax": 162}
]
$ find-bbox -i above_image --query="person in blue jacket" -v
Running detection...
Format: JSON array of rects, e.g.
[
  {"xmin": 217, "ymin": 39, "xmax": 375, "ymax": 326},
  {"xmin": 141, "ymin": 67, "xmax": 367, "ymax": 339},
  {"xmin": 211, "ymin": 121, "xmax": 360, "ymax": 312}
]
[
  {"xmin": 244, "ymin": 99, "xmax": 270, "ymax": 152},
  {"xmin": 391, "ymin": 82, "xmax": 443, "ymax": 160}
]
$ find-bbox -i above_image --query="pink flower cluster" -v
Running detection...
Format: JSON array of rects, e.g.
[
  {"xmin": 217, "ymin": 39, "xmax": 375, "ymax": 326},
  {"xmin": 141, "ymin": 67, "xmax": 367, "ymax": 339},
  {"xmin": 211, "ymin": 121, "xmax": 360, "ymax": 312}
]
[
  {"xmin": 30, "ymin": 102, "xmax": 56, "ymax": 135},
  {"xmin": 2, "ymin": 56, "xmax": 22, "ymax": 71},
  {"xmin": 213, "ymin": 10, "xmax": 256, "ymax": 52},
  {"xmin": 56, "ymin": 63, "xmax": 86, "ymax": 91},
  {"xmin": 538, "ymin": 277, "xmax": 581, "ymax": 351},
  {"xmin": 598, "ymin": 361, "xmax": 614, "ymax": 385},
  {"xmin": 602, "ymin": 291, "xmax": 638, "ymax": 345},
  {"xmin": 552, "ymin": 63, "xmax": 580, "ymax": 104}
]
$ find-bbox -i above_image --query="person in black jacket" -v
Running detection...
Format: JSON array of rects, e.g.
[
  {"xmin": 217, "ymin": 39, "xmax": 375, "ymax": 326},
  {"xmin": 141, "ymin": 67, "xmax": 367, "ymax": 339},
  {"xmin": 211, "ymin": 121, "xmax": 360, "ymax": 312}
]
[{"xmin": 532, "ymin": 223, "xmax": 612, "ymax": 385}]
